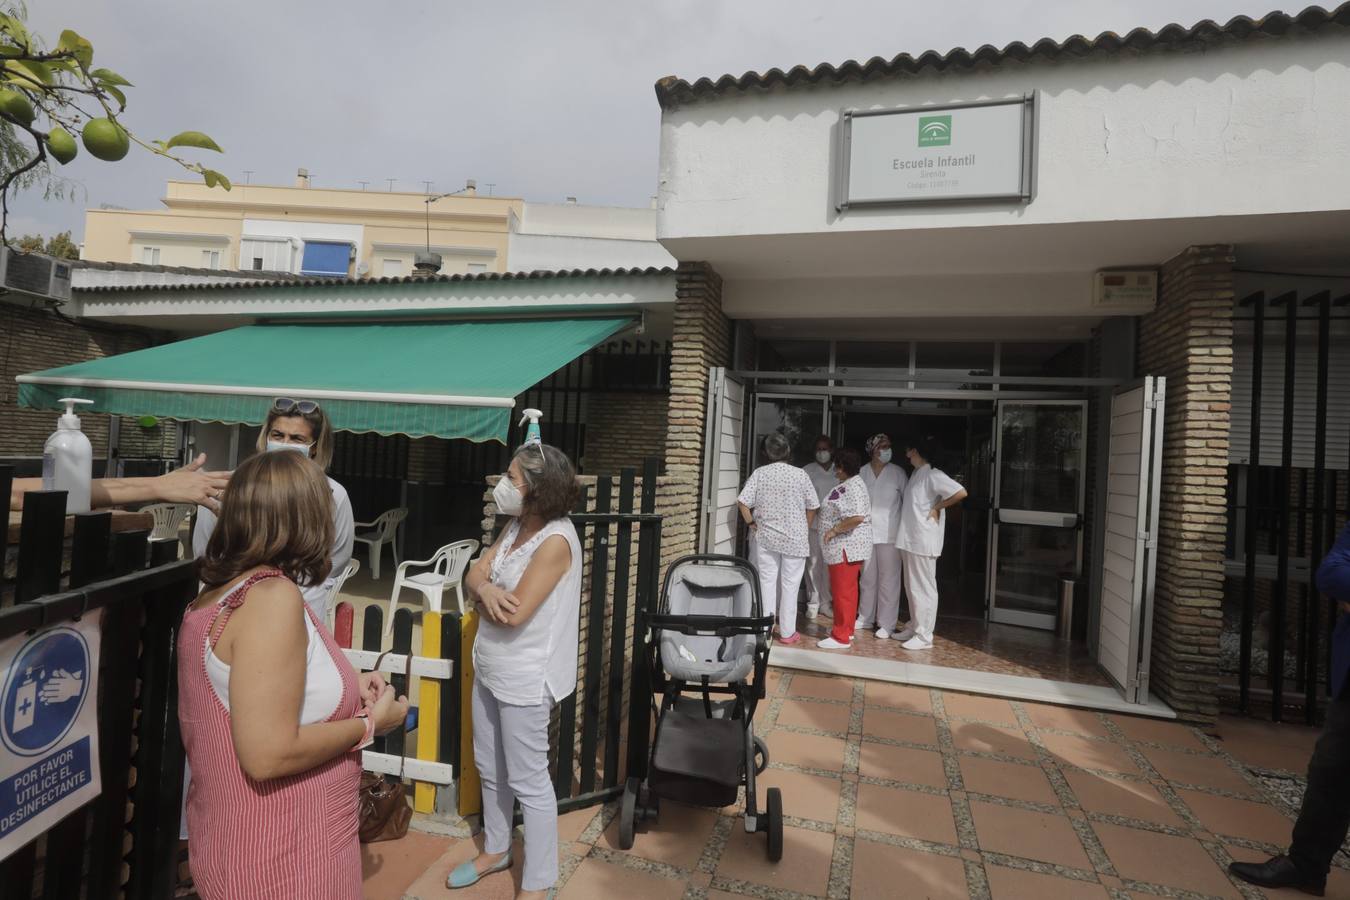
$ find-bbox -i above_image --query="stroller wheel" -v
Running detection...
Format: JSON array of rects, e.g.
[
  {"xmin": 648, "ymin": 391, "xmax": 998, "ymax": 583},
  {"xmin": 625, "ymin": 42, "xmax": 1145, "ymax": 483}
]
[
  {"xmin": 753, "ymin": 736, "xmax": 770, "ymax": 775},
  {"xmin": 765, "ymin": 788, "xmax": 783, "ymax": 862},
  {"xmin": 619, "ymin": 777, "xmax": 640, "ymax": 850}
]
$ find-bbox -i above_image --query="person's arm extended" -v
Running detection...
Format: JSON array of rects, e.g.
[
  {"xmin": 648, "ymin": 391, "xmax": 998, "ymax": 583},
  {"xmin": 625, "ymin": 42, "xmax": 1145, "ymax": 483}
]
[
  {"xmin": 223, "ymin": 579, "xmax": 375, "ymax": 780},
  {"xmin": 493, "ymin": 535, "xmax": 571, "ymax": 628},
  {"xmin": 10, "ymin": 454, "xmax": 229, "ymax": 512}
]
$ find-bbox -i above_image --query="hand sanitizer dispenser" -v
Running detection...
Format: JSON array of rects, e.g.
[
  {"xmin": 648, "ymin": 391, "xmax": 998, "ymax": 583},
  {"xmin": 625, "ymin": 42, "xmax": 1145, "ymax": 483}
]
[
  {"xmin": 43, "ymin": 397, "xmax": 94, "ymax": 513},
  {"xmin": 520, "ymin": 408, "xmax": 543, "ymax": 445}
]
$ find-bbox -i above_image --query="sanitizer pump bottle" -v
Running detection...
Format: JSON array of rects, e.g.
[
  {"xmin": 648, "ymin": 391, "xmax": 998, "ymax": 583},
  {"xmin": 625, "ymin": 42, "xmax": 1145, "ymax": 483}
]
[
  {"xmin": 520, "ymin": 408, "xmax": 543, "ymax": 445},
  {"xmin": 43, "ymin": 398, "xmax": 94, "ymax": 514}
]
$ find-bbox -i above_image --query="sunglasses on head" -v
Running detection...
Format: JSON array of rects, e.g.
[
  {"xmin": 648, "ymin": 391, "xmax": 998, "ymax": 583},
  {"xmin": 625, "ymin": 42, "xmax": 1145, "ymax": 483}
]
[{"xmin": 272, "ymin": 397, "xmax": 320, "ymax": 415}]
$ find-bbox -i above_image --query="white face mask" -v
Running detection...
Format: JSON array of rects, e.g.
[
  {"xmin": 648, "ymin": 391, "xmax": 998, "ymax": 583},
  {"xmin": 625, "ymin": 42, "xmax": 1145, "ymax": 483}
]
[
  {"xmin": 267, "ymin": 441, "xmax": 310, "ymax": 455},
  {"xmin": 877, "ymin": 448, "xmax": 893, "ymax": 464},
  {"xmin": 493, "ymin": 475, "xmax": 524, "ymax": 516},
  {"xmin": 815, "ymin": 450, "xmax": 832, "ymax": 465}
]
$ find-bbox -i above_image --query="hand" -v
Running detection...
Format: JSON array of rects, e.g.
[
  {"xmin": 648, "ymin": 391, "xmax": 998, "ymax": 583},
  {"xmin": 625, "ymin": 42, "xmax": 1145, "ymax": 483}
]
[
  {"xmin": 358, "ymin": 671, "xmax": 388, "ymax": 708},
  {"xmin": 158, "ymin": 454, "xmax": 232, "ymax": 512},
  {"xmin": 477, "ymin": 583, "xmax": 521, "ymax": 625},
  {"xmin": 39, "ymin": 669, "xmax": 82, "ymax": 704},
  {"xmin": 824, "ymin": 528, "xmax": 836, "ymax": 542},
  {"xmin": 929, "ymin": 506, "xmax": 941, "ymax": 523},
  {"xmin": 369, "ymin": 685, "xmax": 410, "ymax": 736}
]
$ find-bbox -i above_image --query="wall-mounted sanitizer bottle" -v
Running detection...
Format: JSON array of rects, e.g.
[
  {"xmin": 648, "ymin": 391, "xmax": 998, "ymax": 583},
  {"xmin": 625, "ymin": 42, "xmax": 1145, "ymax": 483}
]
[{"xmin": 42, "ymin": 398, "xmax": 94, "ymax": 514}]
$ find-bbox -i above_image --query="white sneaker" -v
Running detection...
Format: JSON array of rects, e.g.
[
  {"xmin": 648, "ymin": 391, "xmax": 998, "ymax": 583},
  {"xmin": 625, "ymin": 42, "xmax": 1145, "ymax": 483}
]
[
  {"xmin": 900, "ymin": 635, "xmax": 933, "ymax": 650},
  {"xmin": 817, "ymin": 636, "xmax": 852, "ymax": 650},
  {"xmin": 892, "ymin": 625, "xmax": 916, "ymax": 642},
  {"xmin": 805, "ymin": 602, "xmax": 820, "ymax": 620},
  {"xmin": 875, "ymin": 628, "xmax": 890, "ymax": 640},
  {"xmin": 854, "ymin": 617, "xmax": 873, "ymax": 630}
]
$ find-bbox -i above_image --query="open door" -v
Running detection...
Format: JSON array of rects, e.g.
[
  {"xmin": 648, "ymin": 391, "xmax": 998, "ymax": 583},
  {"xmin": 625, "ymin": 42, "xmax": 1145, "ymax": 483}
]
[
  {"xmin": 1098, "ymin": 377, "xmax": 1165, "ymax": 703},
  {"xmin": 700, "ymin": 367, "xmax": 747, "ymax": 554}
]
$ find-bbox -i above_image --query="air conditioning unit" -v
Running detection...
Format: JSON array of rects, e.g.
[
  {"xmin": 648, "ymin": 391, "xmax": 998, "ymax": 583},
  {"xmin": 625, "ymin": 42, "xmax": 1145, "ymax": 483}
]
[{"xmin": 0, "ymin": 247, "xmax": 73, "ymax": 303}]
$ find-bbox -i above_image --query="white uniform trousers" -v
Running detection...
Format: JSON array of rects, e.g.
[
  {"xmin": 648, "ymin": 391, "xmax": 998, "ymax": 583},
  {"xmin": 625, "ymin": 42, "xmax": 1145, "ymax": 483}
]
[
  {"xmin": 858, "ymin": 543, "xmax": 903, "ymax": 631},
  {"xmin": 754, "ymin": 544, "xmax": 807, "ymax": 638},
  {"xmin": 472, "ymin": 680, "xmax": 559, "ymax": 892},
  {"xmin": 901, "ymin": 550, "xmax": 940, "ymax": 643},
  {"xmin": 806, "ymin": 531, "xmax": 833, "ymax": 613}
]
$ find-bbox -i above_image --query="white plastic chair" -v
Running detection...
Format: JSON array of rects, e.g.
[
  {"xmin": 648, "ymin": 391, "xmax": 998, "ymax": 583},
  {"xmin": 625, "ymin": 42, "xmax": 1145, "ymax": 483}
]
[
  {"xmin": 325, "ymin": 558, "xmax": 360, "ymax": 630},
  {"xmin": 144, "ymin": 503, "xmax": 191, "ymax": 543},
  {"xmin": 352, "ymin": 507, "xmax": 408, "ymax": 580},
  {"xmin": 387, "ymin": 538, "xmax": 479, "ymax": 633}
]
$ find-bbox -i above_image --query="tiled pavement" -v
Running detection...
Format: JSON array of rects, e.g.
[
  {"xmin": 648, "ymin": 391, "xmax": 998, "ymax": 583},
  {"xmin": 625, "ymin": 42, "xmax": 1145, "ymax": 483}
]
[{"xmin": 372, "ymin": 670, "xmax": 1350, "ymax": 899}]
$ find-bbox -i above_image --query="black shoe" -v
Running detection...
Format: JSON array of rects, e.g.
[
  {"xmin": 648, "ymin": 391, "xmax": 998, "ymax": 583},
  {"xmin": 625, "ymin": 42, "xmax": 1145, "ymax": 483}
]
[{"xmin": 1229, "ymin": 855, "xmax": 1326, "ymax": 896}]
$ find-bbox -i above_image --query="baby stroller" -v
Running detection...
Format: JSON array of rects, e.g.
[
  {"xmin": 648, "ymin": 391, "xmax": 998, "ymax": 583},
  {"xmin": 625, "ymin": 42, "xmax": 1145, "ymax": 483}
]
[{"xmin": 618, "ymin": 554, "xmax": 783, "ymax": 860}]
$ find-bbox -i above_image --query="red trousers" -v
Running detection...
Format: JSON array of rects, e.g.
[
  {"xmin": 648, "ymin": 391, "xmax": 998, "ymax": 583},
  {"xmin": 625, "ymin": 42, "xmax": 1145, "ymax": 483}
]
[{"xmin": 829, "ymin": 556, "xmax": 864, "ymax": 644}]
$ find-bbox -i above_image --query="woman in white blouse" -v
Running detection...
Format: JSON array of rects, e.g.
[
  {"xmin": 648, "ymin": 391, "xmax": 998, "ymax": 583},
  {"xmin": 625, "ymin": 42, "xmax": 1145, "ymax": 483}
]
[
  {"xmin": 451, "ymin": 443, "xmax": 582, "ymax": 900},
  {"xmin": 738, "ymin": 432, "xmax": 820, "ymax": 644},
  {"xmin": 814, "ymin": 448, "xmax": 873, "ymax": 650},
  {"xmin": 857, "ymin": 434, "xmax": 908, "ymax": 639},
  {"xmin": 894, "ymin": 436, "xmax": 968, "ymax": 650}
]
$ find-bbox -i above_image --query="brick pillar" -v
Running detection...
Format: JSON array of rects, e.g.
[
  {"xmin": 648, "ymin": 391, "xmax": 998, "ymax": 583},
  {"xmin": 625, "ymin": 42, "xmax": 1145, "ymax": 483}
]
[
  {"xmin": 662, "ymin": 262, "xmax": 731, "ymax": 555},
  {"xmin": 1136, "ymin": 245, "xmax": 1235, "ymax": 723}
]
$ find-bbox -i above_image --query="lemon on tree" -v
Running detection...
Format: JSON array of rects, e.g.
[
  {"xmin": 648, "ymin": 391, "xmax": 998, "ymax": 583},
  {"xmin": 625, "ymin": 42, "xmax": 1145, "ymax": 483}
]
[
  {"xmin": 45, "ymin": 127, "xmax": 77, "ymax": 164},
  {"xmin": 81, "ymin": 117, "xmax": 129, "ymax": 161},
  {"xmin": 0, "ymin": 88, "xmax": 34, "ymax": 126}
]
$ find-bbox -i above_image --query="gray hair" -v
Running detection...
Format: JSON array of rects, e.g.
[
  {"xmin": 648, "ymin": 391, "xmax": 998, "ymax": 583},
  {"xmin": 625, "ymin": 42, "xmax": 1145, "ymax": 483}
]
[
  {"xmin": 763, "ymin": 432, "xmax": 792, "ymax": 462},
  {"xmin": 512, "ymin": 442, "xmax": 581, "ymax": 520}
]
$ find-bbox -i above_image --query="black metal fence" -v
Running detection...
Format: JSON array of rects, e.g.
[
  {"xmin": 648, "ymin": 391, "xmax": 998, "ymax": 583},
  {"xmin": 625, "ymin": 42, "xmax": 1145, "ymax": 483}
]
[
  {"xmin": 1226, "ymin": 288, "xmax": 1350, "ymax": 722},
  {"xmin": 1, "ymin": 469, "xmax": 195, "ymax": 899}
]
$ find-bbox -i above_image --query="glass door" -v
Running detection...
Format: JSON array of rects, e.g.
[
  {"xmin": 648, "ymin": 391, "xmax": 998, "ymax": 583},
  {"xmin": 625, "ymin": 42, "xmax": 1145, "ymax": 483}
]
[
  {"xmin": 989, "ymin": 400, "xmax": 1086, "ymax": 630},
  {"xmin": 749, "ymin": 393, "xmax": 829, "ymax": 469}
]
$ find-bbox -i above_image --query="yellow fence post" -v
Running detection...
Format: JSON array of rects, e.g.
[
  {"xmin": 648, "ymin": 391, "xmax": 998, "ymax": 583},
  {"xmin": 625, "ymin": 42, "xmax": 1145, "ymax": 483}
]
[
  {"xmin": 458, "ymin": 608, "xmax": 482, "ymax": 817},
  {"xmin": 414, "ymin": 610, "xmax": 441, "ymax": 814}
]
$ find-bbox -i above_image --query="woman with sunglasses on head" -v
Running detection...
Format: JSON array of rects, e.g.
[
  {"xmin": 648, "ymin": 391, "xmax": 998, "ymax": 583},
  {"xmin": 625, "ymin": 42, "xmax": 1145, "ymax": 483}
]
[
  {"xmin": 448, "ymin": 442, "xmax": 582, "ymax": 900},
  {"xmin": 193, "ymin": 398, "xmax": 354, "ymax": 624}
]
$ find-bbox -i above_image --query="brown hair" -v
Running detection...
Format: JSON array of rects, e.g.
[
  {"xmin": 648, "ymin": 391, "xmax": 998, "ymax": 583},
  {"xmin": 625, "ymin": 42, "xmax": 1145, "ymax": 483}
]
[
  {"xmin": 255, "ymin": 401, "xmax": 334, "ymax": 470},
  {"xmin": 197, "ymin": 451, "xmax": 335, "ymax": 589},
  {"xmin": 516, "ymin": 443, "xmax": 580, "ymax": 522},
  {"xmin": 835, "ymin": 448, "xmax": 863, "ymax": 478}
]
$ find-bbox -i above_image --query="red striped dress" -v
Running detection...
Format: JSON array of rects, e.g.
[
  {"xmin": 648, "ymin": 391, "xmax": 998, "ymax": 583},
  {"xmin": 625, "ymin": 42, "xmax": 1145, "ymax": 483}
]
[{"xmin": 177, "ymin": 570, "xmax": 363, "ymax": 900}]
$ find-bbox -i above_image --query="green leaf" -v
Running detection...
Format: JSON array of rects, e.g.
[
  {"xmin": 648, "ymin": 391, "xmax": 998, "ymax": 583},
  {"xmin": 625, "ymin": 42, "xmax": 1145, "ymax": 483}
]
[
  {"xmin": 55, "ymin": 30, "xmax": 93, "ymax": 68},
  {"xmin": 101, "ymin": 83, "xmax": 126, "ymax": 110},
  {"xmin": 0, "ymin": 15, "xmax": 31, "ymax": 53},
  {"xmin": 4, "ymin": 59, "xmax": 52, "ymax": 87},
  {"xmin": 165, "ymin": 130, "xmax": 223, "ymax": 152},
  {"xmin": 201, "ymin": 168, "xmax": 232, "ymax": 190},
  {"xmin": 90, "ymin": 67, "xmax": 132, "ymax": 87}
]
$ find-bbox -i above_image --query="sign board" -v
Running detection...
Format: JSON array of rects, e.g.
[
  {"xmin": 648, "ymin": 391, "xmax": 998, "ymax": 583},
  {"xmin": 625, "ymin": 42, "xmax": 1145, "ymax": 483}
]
[
  {"xmin": 1093, "ymin": 270, "xmax": 1158, "ymax": 312},
  {"xmin": 837, "ymin": 96, "xmax": 1035, "ymax": 208},
  {"xmin": 0, "ymin": 613, "xmax": 102, "ymax": 861}
]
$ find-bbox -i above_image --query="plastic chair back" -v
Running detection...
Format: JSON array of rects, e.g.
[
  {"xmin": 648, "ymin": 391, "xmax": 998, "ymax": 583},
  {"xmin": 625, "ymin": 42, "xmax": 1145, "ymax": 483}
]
[{"xmin": 144, "ymin": 503, "xmax": 191, "ymax": 542}]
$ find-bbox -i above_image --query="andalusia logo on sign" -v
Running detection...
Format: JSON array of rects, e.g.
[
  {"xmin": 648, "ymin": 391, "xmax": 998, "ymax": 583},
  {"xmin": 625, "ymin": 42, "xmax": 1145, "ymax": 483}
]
[{"xmin": 918, "ymin": 115, "xmax": 951, "ymax": 147}]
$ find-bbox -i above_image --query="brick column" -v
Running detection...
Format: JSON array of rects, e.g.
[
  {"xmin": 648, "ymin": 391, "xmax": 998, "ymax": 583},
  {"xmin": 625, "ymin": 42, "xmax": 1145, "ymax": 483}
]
[
  {"xmin": 1136, "ymin": 244, "xmax": 1235, "ymax": 723},
  {"xmin": 662, "ymin": 262, "xmax": 731, "ymax": 556}
]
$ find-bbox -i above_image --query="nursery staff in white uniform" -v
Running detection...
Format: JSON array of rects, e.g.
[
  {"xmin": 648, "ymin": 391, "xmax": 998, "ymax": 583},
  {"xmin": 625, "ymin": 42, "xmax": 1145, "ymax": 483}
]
[
  {"xmin": 801, "ymin": 435, "xmax": 838, "ymax": 621},
  {"xmin": 738, "ymin": 432, "xmax": 819, "ymax": 644},
  {"xmin": 857, "ymin": 434, "xmax": 907, "ymax": 639},
  {"xmin": 894, "ymin": 436, "xmax": 968, "ymax": 650},
  {"xmin": 451, "ymin": 442, "xmax": 582, "ymax": 900}
]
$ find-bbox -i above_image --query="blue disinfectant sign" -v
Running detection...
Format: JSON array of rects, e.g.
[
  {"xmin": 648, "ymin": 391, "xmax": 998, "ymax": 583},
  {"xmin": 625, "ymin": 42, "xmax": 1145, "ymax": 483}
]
[{"xmin": 0, "ymin": 615, "xmax": 103, "ymax": 861}]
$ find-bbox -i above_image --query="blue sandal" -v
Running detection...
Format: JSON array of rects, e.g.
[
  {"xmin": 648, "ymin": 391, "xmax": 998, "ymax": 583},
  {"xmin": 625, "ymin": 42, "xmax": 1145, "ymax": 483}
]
[{"xmin": 446, "ymin": 851, "xmax": 513, "ymax": 889}]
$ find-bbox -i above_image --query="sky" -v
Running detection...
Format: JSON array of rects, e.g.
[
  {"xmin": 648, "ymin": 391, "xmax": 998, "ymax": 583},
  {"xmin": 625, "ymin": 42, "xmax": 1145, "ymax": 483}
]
[{"xmin": 10, "ymin": 0, "xmax": 1280, "ymax": 242}]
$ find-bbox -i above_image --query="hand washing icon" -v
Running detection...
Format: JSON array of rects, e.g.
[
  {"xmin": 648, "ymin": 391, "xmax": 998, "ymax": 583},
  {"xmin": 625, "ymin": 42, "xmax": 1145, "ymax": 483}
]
[
  {"xmin": 11, "ymin": 667, "xmax": 83, "ymax": 735},
  {"xmin": 2, "ymin": 629, "xmax": 91, "ymax": 757}
]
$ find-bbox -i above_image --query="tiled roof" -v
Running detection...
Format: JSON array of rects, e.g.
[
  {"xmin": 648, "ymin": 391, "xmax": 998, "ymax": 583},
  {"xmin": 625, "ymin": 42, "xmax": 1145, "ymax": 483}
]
[
  {"xmin": 73, "ymin": 266, "xmax": 677, "ymax": 294},
  {"xmin": 72, "ymin": 259, "xmax": 301, "ymax": 280},
  {"xmin": 654, "ymin": 3, "xmax": 1350, "ymax": 108}
]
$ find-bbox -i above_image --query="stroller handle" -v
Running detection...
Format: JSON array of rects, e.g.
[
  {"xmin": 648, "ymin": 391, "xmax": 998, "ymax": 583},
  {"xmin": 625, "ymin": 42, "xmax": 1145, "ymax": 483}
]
[
  {"xmin": 647, "ymin": 612, "xmax": 775, "ymax": 638},
  {"xmin": 660, "ymin": 553, "xmax": 764, "ymax": 618}
]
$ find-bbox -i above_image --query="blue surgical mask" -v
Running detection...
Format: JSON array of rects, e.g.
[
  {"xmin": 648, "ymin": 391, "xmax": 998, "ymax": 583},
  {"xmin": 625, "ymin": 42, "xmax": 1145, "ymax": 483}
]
[
  {"xmin": 878, "ymin": 449, "xmax": 892, "ymax": 464},
  {"xmin": 267, "ymin": 441, "xmax": 310, "ymax": 455}
]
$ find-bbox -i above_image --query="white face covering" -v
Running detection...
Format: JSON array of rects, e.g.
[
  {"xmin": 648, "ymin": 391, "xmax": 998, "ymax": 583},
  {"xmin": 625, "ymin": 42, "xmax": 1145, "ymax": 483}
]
[
  {"xmin": 267, "ymin": 441, "xmax": 310, "ymax": 455},
  {"xmin": 815, "ymin": 450, "xmax": 832, "ymax": 465},
  {"xmin": 493, "ymin": 476, "xmax": 524, "ymax": 516},
  {"xmin": 877, "ymin": 448, "xmax": 893, "ymax": 464}
]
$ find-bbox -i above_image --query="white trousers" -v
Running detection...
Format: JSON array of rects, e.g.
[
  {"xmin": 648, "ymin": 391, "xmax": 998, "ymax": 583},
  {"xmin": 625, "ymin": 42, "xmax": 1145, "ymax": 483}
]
[
  {"xmin": 901, "ymin": 550, "xmax": 940, "ymax": 643},
  {"xmin": 754, "ymin": 545, "xmax": 807, "ymax": 638},
  {"xmin": 472, "ymin": 680, "xmax": 558, "ymax": 892},
  {"xmin": 806, "ymin": 532, "xmax": 833, "ymax": 611},
  {"xmin": 858, "ymin": 544, "xmax": 903, "ymax": 630}
]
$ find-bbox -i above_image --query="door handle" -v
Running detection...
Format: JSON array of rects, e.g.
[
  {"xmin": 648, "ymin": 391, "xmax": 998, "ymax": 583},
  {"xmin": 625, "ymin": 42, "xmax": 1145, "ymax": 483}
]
[{"xmin": 997, "ymin": 509, "xmax": 1080, "ymax": 528}]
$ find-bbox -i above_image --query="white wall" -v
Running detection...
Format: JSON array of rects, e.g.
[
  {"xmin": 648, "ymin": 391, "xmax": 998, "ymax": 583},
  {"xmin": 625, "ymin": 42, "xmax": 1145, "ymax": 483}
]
[
  {"xmin": 507, "ymin": 202, "xmax": 676, "ymax": 273},
  {"xmin": 658, "ymin": 31, "xmax": 1350, "ymax": 242}
]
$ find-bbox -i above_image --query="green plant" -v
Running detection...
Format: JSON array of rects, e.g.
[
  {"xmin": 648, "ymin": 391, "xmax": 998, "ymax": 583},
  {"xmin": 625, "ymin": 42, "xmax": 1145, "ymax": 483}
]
[{"xmin": 0, "ymin": 4, "xmax": 228, "ymax": 243}]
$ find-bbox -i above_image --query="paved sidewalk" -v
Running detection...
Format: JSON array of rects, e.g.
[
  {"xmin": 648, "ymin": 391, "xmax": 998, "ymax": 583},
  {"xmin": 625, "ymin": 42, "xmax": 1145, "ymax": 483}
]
[{"xmin": 369, "ymin": 670, "xmax": 1350, "ymax": 899}]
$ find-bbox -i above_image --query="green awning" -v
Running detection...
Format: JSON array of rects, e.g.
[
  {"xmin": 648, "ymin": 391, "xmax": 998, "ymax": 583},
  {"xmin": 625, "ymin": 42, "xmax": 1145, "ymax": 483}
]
[{"xmin": 17, "ymin": 317, "xmax": 632, "ymax": 443}]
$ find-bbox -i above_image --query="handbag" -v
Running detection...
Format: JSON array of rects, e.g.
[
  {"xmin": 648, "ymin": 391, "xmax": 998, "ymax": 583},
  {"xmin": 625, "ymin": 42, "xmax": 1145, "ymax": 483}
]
[{"xmin": 358, "ymin": 650, "xmax": 413, "ymax": 844}]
